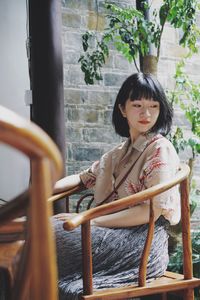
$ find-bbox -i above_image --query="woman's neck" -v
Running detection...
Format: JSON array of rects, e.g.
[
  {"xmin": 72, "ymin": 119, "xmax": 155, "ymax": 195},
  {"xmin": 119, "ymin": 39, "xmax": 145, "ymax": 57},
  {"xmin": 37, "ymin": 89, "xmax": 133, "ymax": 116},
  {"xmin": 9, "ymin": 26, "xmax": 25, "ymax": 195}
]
[{"xmin": 130, "ymin": 132, "xmax": 145, "ymax": 143}]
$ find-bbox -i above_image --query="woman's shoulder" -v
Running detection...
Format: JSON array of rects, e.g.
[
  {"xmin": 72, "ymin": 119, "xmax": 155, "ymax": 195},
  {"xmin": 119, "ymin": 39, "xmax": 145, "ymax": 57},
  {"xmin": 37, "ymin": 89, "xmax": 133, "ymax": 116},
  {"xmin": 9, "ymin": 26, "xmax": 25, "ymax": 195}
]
[
  {"xmin": 148, "ymin": 133, "xmax": 176, "ymax": 151},
  {"xmin": 145, "ymin": 133, "xmax": 179, "ymax": 163}
]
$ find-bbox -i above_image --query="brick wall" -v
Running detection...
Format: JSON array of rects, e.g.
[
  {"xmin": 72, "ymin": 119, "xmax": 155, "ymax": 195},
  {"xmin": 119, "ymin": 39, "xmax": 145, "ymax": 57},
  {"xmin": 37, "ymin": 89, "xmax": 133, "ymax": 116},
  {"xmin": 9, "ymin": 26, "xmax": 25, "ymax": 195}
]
[{"xmin": 61, "ymin": 0, "xmax": 200, "ymax": 226}]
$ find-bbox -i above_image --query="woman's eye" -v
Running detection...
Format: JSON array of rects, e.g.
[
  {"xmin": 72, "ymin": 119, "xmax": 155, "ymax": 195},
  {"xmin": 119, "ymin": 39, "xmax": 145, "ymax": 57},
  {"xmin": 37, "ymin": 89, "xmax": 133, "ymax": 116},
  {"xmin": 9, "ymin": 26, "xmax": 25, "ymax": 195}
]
[
  {"xmin": 133, "ymin": 104, "xmax": 142, "ymax": 108},
  {"xmin": 150, "ymin": 104, "xmax": 159, "ymax": 108}
]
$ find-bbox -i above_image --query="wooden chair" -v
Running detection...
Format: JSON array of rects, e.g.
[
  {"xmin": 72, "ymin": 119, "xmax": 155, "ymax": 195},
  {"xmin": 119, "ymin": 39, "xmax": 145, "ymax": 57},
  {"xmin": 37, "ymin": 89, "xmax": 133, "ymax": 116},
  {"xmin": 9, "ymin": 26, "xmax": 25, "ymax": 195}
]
[
  {"xmin": 49, "ymin": 163, "xmax": 200, "ymax": 300},
  {"xmin": 1, "ymin": 106, "xmax": 200, "ymax": 300},
  {"xmin": 0, "ymin": 105, "xmax": 63, "ymax": 300}
]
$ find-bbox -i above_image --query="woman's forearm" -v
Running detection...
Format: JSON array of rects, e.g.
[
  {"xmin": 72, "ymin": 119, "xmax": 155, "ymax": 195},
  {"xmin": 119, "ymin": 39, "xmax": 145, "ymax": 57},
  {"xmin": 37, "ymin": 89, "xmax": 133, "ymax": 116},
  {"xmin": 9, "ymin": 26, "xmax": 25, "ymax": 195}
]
[
  {"xmin": 53, "ymin": 174, "xmax": 81, "ymax": 193},
  {"xmin": 92, "ymin": 204, "xmax": 162, "ymax": 228}
]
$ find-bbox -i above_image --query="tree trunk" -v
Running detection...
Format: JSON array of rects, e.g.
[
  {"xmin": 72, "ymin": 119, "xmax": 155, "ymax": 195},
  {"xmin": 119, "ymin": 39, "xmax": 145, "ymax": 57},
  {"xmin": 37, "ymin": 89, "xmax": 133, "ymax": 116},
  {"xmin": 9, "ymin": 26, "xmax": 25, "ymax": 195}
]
[
  {"xmin": 188, "ymin": 157, "xmax": 195, "ymax": 189},
  {"xmin": 136, "ymin": 0, "xmax": 158, "ymax": 77},
  {"xmin": 143, "ymin": 55, "xmax": 158, "ymax": 76}
]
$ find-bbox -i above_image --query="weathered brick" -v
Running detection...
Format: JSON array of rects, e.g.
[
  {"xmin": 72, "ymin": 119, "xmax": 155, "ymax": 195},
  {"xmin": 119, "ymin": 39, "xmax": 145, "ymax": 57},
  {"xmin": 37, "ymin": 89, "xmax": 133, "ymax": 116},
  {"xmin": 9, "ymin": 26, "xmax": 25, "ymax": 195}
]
[
  {"xmin": 66, "ymin": 144, "xmax": 73, "ymax": 160},
  {"xmin": 83, "ymin": 109, "xmax": 99, "ymax": 123},
  {"xmin": 83, "ymin": 127, "xmax": 119, "ymax": 143},
  {"xmin": 63, "ymin": 50, "xmax": 81, "ymax": 65},
  {"xmin": 66, "ymin": 128, "xmax": 82, "ymax": 144},
  {"xmin": 185, "ymin": 62, "xmax": 200, "ymax": 77},
  {"xmin": 74, "ymin": 146, "xmax": 101, "ymax": 161},
  {"xmin": 87, "ymin": 90, "xmax": 116, "ymax": 106},
  {"xmin": 114, "ymin": 54, "xmax": 138, "ymax": 72},
  {"xmin": 87, "ymin": 11, "xmax": 106, "ymax": 31},
  {"xmin": 62, "ymin": 31, "xmax": 82, "ymax": 49},
  {"xmin": 161, "ymin": 42, "xmax": 188, "ymax": 59},
  {"xmin": 103, "ymin": 72, "xmax": 128, "ymax": 87},
  {"xmin": 80, "ymin": 0, "xmax": 97, "ymax": 12},
  {"xmin": 173, "ymin": 111, "xmax": 191, "ymax": 127},
  {"xmin": 64, "ymin": 65, "xmax": 85, "ymax": 86},
  {"xmin": 64, "ymin": 89, "xmax": 88, "ymax": 105},
  {"xmin": 157, "ymin": 59, "xmax": 176, "ymax": 78},
  {"xmin": 162, "ymin": 25, "xmax": 178, "ymax": 44},
  {"xmin": 62, "ymin": 12, "xmax": 81, "ymax": 28},
  {"xmin": 66, "ymin": 106, "xmax": 80, "ymax": 122},
  {"xmin": 61, "ymin": 0, "xmax": 82, "ymax": 10},
  {"xmin": 103, "ymin": 109, "xmax": 112, "ymax": 125}
]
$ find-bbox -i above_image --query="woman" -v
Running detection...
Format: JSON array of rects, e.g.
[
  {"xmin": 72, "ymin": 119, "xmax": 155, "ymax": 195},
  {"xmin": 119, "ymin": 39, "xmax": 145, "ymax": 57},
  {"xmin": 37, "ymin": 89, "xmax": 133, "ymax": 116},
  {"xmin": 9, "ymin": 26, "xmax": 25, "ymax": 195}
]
[{"xmin": 53, "ymin": 73, "xmax": 180, "ymax": 299}]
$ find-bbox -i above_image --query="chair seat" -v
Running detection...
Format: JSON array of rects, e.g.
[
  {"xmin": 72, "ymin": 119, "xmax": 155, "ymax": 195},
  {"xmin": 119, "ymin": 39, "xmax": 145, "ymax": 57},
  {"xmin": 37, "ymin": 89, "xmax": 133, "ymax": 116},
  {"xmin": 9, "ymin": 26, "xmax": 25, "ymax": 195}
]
[
  {"xmin": 0, "ymin": 241, "xmax": 24, "ymax": 286},
  {"xmin": 0, "ymin": 218, "xmax": 25, "ymax": 242},
  {"xmin": 82, "ymin": 271, "xmax": 200, "ymax": 300},
  {"xmin": 0, "ymin": 218, "xmax": 25, "ymax": 288}
]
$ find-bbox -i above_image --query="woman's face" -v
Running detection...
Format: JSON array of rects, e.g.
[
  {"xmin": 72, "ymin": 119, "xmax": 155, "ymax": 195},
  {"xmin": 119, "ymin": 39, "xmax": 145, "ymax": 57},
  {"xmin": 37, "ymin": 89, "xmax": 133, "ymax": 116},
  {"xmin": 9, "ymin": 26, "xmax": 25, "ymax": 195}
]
[{"xmin": 119, "ymin": 98, "xmax": 160, "ymax": 141}]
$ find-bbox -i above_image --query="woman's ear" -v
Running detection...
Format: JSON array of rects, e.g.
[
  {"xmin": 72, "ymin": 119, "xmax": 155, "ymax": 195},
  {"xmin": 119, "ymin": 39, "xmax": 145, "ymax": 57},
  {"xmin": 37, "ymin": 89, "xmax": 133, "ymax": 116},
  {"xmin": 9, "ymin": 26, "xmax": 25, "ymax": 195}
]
[{"xmin": 118, "ymin": 104, "xmax": 126, "ymax": 117}]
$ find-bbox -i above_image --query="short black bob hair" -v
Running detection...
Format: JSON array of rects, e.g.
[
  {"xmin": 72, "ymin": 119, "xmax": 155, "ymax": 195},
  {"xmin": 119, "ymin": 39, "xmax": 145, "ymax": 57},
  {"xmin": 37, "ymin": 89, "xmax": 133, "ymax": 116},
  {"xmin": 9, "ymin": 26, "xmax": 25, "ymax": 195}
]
[{"xmin": 112, "ymin": 72, "xmax": 173, "ymax": 137}]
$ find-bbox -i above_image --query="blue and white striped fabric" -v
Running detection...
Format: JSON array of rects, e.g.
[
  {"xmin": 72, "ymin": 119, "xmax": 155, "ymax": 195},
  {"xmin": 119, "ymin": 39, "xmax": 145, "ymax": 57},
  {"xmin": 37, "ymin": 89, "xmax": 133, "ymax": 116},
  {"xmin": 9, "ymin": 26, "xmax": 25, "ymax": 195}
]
[{"xmin": 52, "ymin": 216, "xmax": 169, "ymax": 300}]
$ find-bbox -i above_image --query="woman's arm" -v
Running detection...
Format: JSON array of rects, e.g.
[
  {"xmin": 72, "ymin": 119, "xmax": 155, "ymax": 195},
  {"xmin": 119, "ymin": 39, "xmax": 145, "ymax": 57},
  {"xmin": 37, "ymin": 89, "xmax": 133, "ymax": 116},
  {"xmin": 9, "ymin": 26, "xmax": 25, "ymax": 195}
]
[
  {"xmin": 53, "ymin": 162, "xmax": 98, "ymax": 194},
  {"xmin": 92, "ymin": 203, "xmax": 162, "ymax": 228},
  {"xmin": 53, "ymin": 174, "xmax": 81, "ymax": 194}
]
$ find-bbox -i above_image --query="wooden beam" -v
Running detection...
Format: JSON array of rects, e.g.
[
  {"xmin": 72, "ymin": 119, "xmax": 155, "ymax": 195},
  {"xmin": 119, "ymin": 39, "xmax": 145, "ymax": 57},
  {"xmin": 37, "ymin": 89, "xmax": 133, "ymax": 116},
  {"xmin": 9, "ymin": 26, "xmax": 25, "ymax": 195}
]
[{"xmin": 29, "ymin": 0, "xmax": 66, "ymax": 213}]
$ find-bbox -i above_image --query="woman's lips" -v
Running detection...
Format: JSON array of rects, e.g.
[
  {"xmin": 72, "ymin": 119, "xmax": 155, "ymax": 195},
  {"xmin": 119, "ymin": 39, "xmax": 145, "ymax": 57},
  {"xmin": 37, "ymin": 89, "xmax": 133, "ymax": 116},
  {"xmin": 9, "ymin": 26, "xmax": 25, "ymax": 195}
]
[{"xmin": 138, "ymin": 120, "xmax": 150, "ymax": 124}]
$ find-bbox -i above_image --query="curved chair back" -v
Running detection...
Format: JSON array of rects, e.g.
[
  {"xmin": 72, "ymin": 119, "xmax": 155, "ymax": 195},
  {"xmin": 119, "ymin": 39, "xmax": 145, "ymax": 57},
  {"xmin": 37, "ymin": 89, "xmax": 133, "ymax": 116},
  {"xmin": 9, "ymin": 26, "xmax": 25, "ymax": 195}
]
[{"xmin": 0, "ymin": 105, "xmax": 63, "ymax": 300}]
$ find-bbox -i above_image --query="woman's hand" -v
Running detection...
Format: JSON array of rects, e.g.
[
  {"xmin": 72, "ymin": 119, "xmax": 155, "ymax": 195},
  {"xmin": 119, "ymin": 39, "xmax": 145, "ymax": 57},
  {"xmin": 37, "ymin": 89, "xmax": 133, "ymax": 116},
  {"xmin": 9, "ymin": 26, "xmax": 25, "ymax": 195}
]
[{"xmin": 53, "ymin": 213, "xmax": 78, "ymax": 221}]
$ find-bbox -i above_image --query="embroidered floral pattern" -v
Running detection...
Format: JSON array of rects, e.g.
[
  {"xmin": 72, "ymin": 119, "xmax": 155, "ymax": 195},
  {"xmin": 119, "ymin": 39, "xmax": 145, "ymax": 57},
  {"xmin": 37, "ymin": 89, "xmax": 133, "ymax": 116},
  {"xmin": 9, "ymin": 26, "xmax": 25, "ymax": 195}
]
[
  {"xmin": 140, "ymin": 147, "xmax": 166, "ymax": 182},
  {"xmin": 84, "ymin": 178, "xmax": 96, "ymax": 189},
  {"xmin": 124, "ymin": 179, "xmax": 143, "ymax": 195}
]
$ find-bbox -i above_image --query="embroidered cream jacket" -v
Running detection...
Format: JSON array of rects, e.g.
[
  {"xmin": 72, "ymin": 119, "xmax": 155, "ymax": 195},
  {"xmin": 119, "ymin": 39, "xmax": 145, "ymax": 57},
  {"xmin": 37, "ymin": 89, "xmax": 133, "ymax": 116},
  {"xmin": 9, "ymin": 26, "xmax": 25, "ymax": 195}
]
[{"xmin": 80, "ymin": 133, "xmax": 180, "ymax": 225}]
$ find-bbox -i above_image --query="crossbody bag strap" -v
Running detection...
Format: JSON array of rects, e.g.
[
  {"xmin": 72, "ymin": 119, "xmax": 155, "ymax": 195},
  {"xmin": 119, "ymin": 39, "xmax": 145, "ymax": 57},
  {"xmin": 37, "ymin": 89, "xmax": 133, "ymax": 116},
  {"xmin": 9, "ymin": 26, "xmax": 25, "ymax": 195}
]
[{"xmin": 97, "ymin": 136, "xmax": 163, "ymax": 206}]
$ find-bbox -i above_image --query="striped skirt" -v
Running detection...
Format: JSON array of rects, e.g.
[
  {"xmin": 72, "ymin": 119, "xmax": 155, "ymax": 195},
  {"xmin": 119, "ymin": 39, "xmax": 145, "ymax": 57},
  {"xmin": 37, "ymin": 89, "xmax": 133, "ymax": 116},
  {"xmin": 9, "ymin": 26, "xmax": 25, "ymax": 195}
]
[{"xmin": 52, "ymin": 216, "xmax": 169, "ymax": 300}]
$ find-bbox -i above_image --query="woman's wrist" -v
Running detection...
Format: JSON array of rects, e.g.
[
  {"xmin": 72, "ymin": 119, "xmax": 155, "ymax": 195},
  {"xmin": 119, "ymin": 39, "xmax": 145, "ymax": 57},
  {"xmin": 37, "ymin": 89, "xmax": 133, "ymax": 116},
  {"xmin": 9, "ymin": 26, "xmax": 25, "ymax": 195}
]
[{"xmin": 91, "ymin": 218, "xmax": 99, "ymax": 226}]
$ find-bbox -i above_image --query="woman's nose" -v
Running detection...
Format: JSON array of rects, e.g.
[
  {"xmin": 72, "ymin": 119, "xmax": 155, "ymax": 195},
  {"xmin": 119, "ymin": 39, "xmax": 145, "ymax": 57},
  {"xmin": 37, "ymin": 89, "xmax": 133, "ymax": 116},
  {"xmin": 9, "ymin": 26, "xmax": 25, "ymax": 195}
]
[{"xmin": 140, "ymin": 107, "xmax": 151, "ymax": 116}]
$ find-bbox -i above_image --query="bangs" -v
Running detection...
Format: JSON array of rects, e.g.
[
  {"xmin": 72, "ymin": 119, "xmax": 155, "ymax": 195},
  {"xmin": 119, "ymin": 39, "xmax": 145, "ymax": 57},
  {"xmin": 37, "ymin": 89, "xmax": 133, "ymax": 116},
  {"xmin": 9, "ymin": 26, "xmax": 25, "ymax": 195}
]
[
  {"xmin": 112, "ymin": 72, "xmax": 173, "ymax": 137},
  {"xmin": 129, "ymin": 76, "xmax": 159, "ymax": 101}
]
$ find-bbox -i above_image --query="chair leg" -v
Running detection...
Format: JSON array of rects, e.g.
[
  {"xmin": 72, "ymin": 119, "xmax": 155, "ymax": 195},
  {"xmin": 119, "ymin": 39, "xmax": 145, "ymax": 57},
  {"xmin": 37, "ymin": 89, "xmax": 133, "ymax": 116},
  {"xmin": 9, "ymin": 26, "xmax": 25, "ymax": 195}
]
[
  {"xmin": 0, "ymin": 269, "xmax": 11, "ymax": 300},
  {"xmin": 183, "ymin": 289, "xmax": 194, "ymax": 300},
  {"xmin": 161, "ymin": 293, "xmax": 168, "ymax": 300}
]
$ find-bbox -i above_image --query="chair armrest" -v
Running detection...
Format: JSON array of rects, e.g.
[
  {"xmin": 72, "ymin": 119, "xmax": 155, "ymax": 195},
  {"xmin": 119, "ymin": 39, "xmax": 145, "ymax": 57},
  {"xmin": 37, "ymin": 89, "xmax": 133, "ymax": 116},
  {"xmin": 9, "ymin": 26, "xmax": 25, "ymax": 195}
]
[
  {"xmin": 48, "ymin": 184, "xmax": 85, "ymax": 203},
  {"xmin": 0, "ymin": 191, "xmax": 28, "ymax": 226},
  {"xmin": 0, "ymin": 218, "xmax": 26, "ymax": 242},
  {"xmin": 0, "ymin": 218, "xmax": 26, "ymax": 233},
  {"xmin": 63, "ymin": 163, "xmax": 190, "ymax": 231}
]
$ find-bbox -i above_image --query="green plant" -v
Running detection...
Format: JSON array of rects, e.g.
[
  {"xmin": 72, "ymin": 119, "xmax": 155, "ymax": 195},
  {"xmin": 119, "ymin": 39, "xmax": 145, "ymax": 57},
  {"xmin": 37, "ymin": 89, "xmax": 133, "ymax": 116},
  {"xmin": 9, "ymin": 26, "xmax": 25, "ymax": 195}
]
[
  {"xmin": 168, "ymin": 56, "xmax": 200, "ymax": 187},
  {"xmin": 170, "ymin": 57, "xmax": 200, "ymax": 137},
  {"xmin": 78, "ymin": 31, "xmax": 110, "ymax": 84},
  {"xmin": 167, "ymin": 57, "xmax": 200, "ymax": 262},
  {"xmin": 168, "ymin": 230, "xmax": 200, "ymax": 299},
  {"xmin": 79, "ymin": 0, "xmax": 200, "ymax": 84},
  {"xmin": 168, "ymin": 62, "xmax": 200, "ymax": 295}
]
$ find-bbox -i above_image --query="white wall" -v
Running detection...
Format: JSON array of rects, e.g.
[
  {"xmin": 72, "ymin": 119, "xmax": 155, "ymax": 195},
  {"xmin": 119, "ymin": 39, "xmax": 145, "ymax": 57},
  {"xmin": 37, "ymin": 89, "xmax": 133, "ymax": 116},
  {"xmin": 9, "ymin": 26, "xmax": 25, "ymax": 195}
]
[{"xmin": 0, "ymin": 0, "xmax": 30, "ymax": 200}]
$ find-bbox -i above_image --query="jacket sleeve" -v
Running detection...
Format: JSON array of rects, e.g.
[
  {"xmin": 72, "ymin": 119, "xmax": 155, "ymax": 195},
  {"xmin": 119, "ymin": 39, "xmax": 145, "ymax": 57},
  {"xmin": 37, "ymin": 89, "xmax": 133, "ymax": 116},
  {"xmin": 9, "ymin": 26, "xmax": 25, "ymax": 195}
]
[
  {"xmin": 79, "ymin": 161, "xmax": 100, "ymax": 189},
  {"xmin": 140, "ymin": 140, "xmax": 181, "ymax": 225}
]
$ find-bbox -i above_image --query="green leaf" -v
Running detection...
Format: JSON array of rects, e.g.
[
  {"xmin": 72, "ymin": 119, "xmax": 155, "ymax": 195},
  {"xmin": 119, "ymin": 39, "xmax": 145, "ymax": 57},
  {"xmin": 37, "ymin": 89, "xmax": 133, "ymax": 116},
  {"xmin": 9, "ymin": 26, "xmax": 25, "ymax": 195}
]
[{"xmin": 159, "ymin": 4, "xmax": 169, "ymax": 26}]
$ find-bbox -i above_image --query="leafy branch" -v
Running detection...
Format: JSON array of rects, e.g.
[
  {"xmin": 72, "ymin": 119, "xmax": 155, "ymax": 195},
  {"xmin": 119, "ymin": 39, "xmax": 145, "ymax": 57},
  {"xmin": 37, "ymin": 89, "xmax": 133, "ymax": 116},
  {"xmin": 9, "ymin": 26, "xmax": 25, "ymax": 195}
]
[
  {"xmin": 168, "ymin": 56, "xmax": 200, "ymax": 161},
  {"xmin": 79, "ymin": 0, "xmax": 200, "ymax": 84},
  {"xmin": 78, "ymin": 32, "xmax": 110, "ymax": 84}
]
